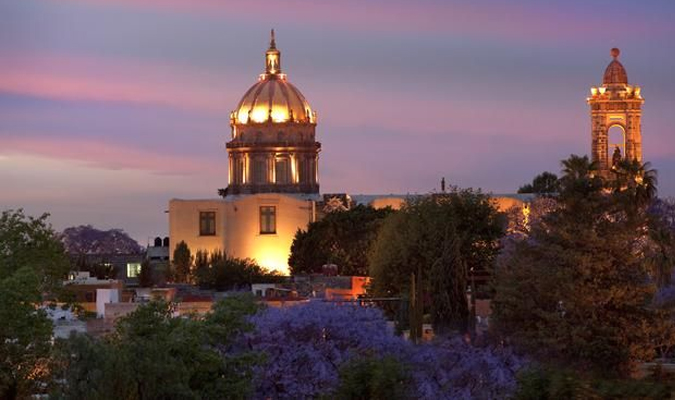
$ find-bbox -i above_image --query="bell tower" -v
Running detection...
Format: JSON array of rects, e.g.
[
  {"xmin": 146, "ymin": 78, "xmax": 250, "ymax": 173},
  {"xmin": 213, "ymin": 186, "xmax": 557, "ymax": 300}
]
[{"xmin": 588, "ymin": 48, "xmax": 644, "ymax": 176}]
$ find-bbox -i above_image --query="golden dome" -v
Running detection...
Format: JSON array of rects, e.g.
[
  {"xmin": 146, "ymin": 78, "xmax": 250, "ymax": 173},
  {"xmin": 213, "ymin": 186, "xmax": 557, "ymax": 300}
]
[
  {"xmin": 232, "ymin": 30, "xmax": 316, "ymax": 125},
  {"xmin": 603, "ymin": 48, "xmax": 628, "ymax": 85}
]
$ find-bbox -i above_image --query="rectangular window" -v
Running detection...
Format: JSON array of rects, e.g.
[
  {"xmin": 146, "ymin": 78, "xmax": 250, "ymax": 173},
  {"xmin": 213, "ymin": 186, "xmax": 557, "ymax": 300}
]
[
  {"xmin": 307, "ymin": 158, "xmax": 316, "ymax": 184},
  {"xmin": 275, "ymin": 158, "xmax": 289, "ymax": 184},
  {"xmin": 233, "ymin": 156, "xmax": 244, "ymax": 184},
  {"xmin": 260, "ymin": 206, "xmax": 276, "ymax": 234},
  {"xmin": 127, "ymin": 262, "xmax": 142, "ymax": 278},
  {"xmin": 199, "ymin": 211, "xmax": 216, "ymax": 236},
  {"xmin": 254, "ymin": 159, "xmax": 267, "ymax": 184},
  {"xmin": 298, "ymin": 157, "xmax": 307, "ymax": 184}
]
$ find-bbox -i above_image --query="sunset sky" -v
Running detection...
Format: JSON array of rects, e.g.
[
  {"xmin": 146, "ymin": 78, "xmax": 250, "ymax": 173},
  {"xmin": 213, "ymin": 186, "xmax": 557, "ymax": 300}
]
[{"xmin": 2, "ymin": 0, "xmax": 674, "ymax": 243}]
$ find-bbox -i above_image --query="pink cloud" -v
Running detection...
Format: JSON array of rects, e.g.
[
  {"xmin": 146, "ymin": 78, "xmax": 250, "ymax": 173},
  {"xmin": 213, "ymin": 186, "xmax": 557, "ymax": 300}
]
[
  {"xmin": 60, "ymin": 0, "xmax": 673, "ymax": 43},
  {"xmin": 0, "ymin": 52, "xmax": 243, "ymax": 114},
  {"xmin": 1, "ymin": 51, "xmax": 576, "ymax": 142},
  {"xmin": 0, "ymin": 135, "xmax": 224, "ymax": 175}
]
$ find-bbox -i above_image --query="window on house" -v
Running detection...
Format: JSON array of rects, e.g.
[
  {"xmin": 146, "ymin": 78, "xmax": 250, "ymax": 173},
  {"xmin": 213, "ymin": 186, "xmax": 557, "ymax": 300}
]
[
  {"xmin": 199, "ymin": 211, "xmax": 216, "ymax": 236},
  {"xmin": 127, "ymin": 262, "xmax": 142, "ymax": 278},
  {"xmin": 260, "ymin": 206, "xmax": 276, "ymax": 234}
]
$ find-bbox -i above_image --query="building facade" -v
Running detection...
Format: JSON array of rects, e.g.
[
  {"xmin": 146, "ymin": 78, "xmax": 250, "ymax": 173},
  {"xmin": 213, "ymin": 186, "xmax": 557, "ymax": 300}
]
[
  {"xmin": 169, "ymin": 32, "xmax": 320, "ymax": 274},
  {"xmin": 588, "ymin": 48, "xmax": 644, "ymax": 176},
  {"xmin": 167, "ymin": 32, "xmax": 575, "ymax": 275}
]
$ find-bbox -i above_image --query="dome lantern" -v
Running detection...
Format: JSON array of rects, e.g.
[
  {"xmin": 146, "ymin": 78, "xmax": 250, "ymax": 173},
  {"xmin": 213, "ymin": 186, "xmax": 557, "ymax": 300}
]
[
  {"xmin": 602, "ymin": 47, "xmax": 628, "ymax": 85},
  {"xmin": 232, "ymin": 31, "xmax": 316, "ymax": 126},
  {"xmin": 265, "ymin": 29, "xmax": 281, "ymax": 75}
]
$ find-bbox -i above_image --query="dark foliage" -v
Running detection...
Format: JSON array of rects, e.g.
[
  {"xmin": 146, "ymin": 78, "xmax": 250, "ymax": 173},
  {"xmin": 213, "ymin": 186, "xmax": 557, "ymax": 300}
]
[
  {"xmin": 52, "ymin": 296, "xmax": 261, "ymax": 400},
  {"xmin": 0, "ymin": 209, "xmax": 69, "ymax": 290},
  {"xmin": 289, "ymin": 205, "xmax": 393, "ymax": 276},
  {"xmin": 369, "ymin": 189, "xmax": 505, "ymax": 334},
  {"xmin": 493, "ymin": 154, "xmax": 661, "ymax": 377},
  {"xmin": 514, "ymin": 366, "xmax": 673, "ymax": 400},
  {"xmin": 138, "ymin": 259, "xmax": 154, "ymax": 288},
  {"xmin": 517, "ymin": 171, "xmax": 560, "ymax": 194},
  {"xmin": 194, "ymin": 250, "xmax": 283, "ymax": 291},
  {"xmin": 333, "ymin": 356, "xmax": 410, "ymax": 400},
  {"xmin": 172, "ymin": 240, "xmax": 192, "ymax": 283}
]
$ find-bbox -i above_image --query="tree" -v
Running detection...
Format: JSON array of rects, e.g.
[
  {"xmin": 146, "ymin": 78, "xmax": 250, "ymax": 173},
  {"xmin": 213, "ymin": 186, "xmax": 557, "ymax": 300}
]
[
  {"xmin": 289, "ymin": 205, "xmax": 393, "ymax": 276},
  {"xmin": 369, "ymin": 189, "xmax": 504, "ymax": 334},
  {"xmin": 429, "ymin": 228, "xmax": 466, "ymax": 335},
  {"xmin": 611, "ymin": 159, "xmax": 658, "ymax": 213},
  {"xmin": 0, "ymin": 209, "xmax": 69, "ymax": 292},
  {"xmin": 248, "ymin": 301, "xmax": 524, "ymax": 399},
  {"xmin": 52, "ymin": 295, "xmax": 261, "ymax": 399},
  {"xmin": 334, "ymin": 356, "xmax": 409, "ymax": 400},
  {"xmin": 492, "ymin": 154, "xmax": 659, "ymax": 377},
  {"xmin": 138, "ymin": 259, "xmax": 153, "ymax": 288},
  {"xmin": 194, "ymin": 251, "xmax": 283, "ymax": 291},
  {"xmin": 172, "ymin": 240, "xmax": 192, "ymax": 283},
  {"xmin": 61, "ymin": 225, "xmax": 143, "ymax": 255},
  {"xmin": 0, "ymin": 267, "xmax": 53, "ymax": 400},
  {"xmin": 517, "ymin": 171, "xmax": 559, "ymax": 194},
  {"xmin": 647, "ymin": 198, "xmax": 675, "ymax": 288}
]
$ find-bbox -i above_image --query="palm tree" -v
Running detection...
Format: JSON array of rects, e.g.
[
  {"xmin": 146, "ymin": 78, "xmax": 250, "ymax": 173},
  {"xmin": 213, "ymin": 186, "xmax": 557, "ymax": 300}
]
[
  {"xmin": 559, "ymin": 154, "xmax": 602, "ymax": 198},
  {"xmin": 561, "ymin": 154, "xmax": 597, "ymax": 181},
  {"xmin": 611, "ymin": 159, "xmax": 658, "ymax": 210}
]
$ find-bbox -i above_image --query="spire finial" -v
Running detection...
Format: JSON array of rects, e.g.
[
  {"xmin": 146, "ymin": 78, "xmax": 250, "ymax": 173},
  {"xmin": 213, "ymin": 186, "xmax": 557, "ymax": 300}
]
[
  {"xmin": 611, "ymin": 47, "xmax": 620, "ymax": 59},
  {"xmin": 265, "ymin": 29, "xmax": 281, "ymax": 75}
]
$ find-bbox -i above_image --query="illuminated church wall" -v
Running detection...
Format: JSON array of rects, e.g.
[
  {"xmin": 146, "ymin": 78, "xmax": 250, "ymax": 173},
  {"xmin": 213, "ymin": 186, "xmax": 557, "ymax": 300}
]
[
  {"xmin": 223, "ymin": 194, "xmax": 315, "ymax": 275},
  {"xmin": 168, "ymin": 31, "xmax": 319, "ymax": 274},
  {"xmin": 168, "ymin": 199, "xmax": 227, "ymax": 257}
]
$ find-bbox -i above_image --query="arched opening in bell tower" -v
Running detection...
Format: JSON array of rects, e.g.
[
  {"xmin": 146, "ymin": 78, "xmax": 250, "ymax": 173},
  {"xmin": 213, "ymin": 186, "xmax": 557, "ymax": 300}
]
[{"xmin": 607, "ymin": 125, "xmax": 625, "ymax": 168}]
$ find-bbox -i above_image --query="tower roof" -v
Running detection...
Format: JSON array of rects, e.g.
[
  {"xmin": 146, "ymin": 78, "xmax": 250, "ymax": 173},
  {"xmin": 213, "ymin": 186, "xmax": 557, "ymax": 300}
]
[
  {"xmin": 232, "ymin": 30, "xmax": 315, "ymax": 125},
  {"xmin": 602, "ymin": 47, "xmax": 628, "ymax": 85}
]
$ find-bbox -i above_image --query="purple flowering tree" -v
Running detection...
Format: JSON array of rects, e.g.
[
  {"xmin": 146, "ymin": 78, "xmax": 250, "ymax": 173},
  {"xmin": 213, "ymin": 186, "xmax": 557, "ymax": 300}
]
[
  {"xmin": 247, "ymin": 301, "xmax": 525, "ymax": 399},
  {"xmin": 248, "ymin": 302, "xmax": 404, "ymax": 398}
]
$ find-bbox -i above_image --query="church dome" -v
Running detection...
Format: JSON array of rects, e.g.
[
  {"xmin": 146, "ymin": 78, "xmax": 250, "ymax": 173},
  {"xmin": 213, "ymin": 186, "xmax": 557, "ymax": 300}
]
[
  {"xmin": 232, "ymin": 31, "xmax": 316, "ymax": 125},
  {"xmin": 603, "ymin": 48, "xmax": 628, "ymax": 85}
]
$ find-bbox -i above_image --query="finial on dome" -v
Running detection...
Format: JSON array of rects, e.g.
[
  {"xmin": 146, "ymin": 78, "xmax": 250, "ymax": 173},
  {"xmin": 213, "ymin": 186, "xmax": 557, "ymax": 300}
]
[
  {"xmin": 611, "ymin": 47, "xmax": 620, "ymax": 59},
  {"xmin": 265, "ymin": 29, "xmax": 281, "ymax": 75}
]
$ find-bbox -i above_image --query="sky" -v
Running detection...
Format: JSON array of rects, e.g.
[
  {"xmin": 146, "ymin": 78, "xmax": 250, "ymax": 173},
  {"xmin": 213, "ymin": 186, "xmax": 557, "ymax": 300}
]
[{"xmin": 1, "ymin": 0, "xmax": 674, "ymax": 243}]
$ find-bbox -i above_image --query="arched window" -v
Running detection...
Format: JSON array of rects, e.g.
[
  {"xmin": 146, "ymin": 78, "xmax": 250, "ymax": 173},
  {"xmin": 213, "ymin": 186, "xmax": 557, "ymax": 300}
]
[{"xmin": 607, "ymin": 125, "xmax": 625, "ymax": 167}]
